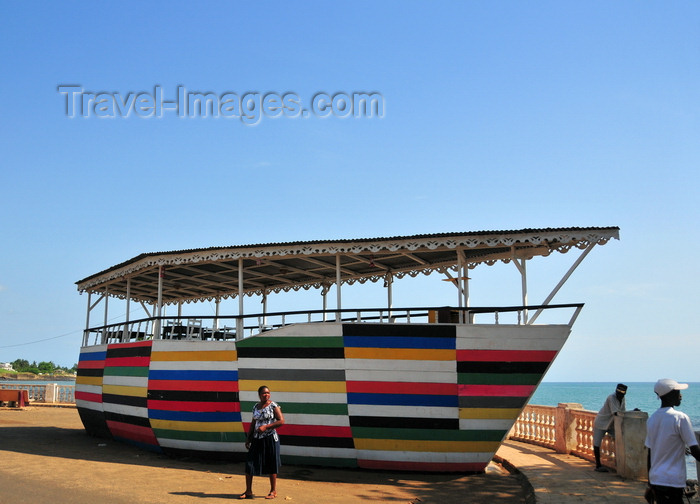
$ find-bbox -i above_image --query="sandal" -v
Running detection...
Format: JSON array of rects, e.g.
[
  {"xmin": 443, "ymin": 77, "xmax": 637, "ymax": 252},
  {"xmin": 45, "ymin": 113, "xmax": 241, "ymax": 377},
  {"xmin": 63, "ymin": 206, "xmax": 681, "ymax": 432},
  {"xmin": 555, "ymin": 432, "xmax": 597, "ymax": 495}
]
[
  {"xmin": 266, "ymin": 491, "xmax": 277, "ymax": 499},
  {"xmin": 239, "ymin": 492, "xmax": 253, "ymax": 499}
]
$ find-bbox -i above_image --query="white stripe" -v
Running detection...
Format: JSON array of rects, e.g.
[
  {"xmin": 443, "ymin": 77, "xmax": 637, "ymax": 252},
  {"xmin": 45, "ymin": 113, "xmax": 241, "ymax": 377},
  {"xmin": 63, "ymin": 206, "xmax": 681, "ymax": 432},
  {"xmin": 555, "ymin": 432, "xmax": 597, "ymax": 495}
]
[
  {"xmin": 345, "ymin": 369, "xmax": 456, "ymax": 383},
  {"xmin": 456, "ymin": 324, "xmax": 569, "ymax": 351},
  {"xmin": 157, "ymin": 438, "xmax": 243, "ymax": 452},
  {"xmin": 75, "ymin": 384, "xmax": 101, "ymax": 395},
  {"xmin": 357, "ymin": 450, "xmax": 493, "ymax": 463},
  {"xmin": 282, "ymin": 413, "xmax": 350, "ymax": 427},
  {"xmin": 76, "ymin": 399, "xmax": 103, "ymax": 412},
  {"xmin": 251, "ymin": 323, "xmax": 343, "ymax": 338},
  {"xmin": 281, "ymin": 445, "xmax": 356, "ymax": 459},
  {"xmin": 149, "ymin": 360, "xmax": 237, "ymax": 371},
  {"xmin": 102, "ymin": 403, "xmax": 148, "ymax": 418},
  {"xmin": 103, "ymin": 376, "xmax": 148, "ymax": 387},
  {"xmin": 344, "ymin": 359, "xmax": 455, "ymax": 372},
  {"xmin": 459, "ymin": 419, "xmax": 514, "ymax": 431},
  {"xmin": 237, "ymin": 358, "xmax": 344, "ymax": 370},
  {"xmin": 81, "ymin": 344, "xmax": 107, "ymax": 354},
  {"xmin": 151, "ymin": 340, "xmax": 236, "ymax": 352},
  {"xmin": 348, "ymin": 404, "xmax": 458, "ymax": 418}
]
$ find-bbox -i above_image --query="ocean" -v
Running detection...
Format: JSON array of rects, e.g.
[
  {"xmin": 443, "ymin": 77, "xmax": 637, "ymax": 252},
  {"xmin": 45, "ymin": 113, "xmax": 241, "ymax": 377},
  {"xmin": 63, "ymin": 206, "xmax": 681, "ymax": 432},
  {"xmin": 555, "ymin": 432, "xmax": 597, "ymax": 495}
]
[{"xmin": 531, "ymin": 381, "xmax": 700, "ymax": 479}]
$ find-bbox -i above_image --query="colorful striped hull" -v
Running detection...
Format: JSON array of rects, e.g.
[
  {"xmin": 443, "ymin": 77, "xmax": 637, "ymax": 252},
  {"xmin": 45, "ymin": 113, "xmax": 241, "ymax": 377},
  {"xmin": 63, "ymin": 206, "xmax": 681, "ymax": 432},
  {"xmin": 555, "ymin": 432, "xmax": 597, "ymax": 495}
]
[{"xmin": 77, "ymin": 322, "xmax": 568, "ymax": 472}]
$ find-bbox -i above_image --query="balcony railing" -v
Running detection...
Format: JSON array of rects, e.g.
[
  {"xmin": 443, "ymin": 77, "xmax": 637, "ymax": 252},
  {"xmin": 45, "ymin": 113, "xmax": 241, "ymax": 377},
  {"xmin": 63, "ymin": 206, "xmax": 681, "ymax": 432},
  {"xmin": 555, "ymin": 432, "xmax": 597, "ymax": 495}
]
[{"xmin": 82, "ymin": 303, "xmax": 583, "ymax": 346}]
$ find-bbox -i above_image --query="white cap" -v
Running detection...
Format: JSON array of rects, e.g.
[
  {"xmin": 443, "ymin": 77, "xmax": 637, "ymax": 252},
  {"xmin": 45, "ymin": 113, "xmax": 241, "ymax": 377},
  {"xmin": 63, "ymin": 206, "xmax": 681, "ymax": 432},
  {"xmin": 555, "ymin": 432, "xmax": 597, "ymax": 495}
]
[{"xmin": 654, "ymin": 378, "xmax": 689, "ymax": 397}]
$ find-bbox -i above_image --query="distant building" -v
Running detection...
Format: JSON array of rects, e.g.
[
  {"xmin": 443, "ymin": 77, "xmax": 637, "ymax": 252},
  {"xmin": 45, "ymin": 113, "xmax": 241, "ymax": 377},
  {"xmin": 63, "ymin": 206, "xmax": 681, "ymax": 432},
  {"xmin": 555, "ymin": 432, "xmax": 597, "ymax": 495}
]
[{"xmin": 1, "ymin": 362, "xmax": 13, "ymax": 371}]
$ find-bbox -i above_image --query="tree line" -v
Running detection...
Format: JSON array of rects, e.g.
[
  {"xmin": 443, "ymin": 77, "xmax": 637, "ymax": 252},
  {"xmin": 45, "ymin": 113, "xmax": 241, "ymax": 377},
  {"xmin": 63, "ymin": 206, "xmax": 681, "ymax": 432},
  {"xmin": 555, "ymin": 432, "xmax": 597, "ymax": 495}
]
[{"xmin": 8, "ymin": 359, "xmax": 77, "ymax": 375}]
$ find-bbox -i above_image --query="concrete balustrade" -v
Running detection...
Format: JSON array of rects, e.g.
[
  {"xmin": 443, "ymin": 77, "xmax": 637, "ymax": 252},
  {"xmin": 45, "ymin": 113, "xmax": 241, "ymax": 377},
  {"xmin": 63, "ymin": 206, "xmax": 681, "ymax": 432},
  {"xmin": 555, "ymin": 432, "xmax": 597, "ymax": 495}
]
[
  {"xmin": 511, "ymin": 403, "xmax": 649, "ymax": 479},
  {"xmin": 0, "ymin": 383, "xmax": 75, "ymax": 404}
]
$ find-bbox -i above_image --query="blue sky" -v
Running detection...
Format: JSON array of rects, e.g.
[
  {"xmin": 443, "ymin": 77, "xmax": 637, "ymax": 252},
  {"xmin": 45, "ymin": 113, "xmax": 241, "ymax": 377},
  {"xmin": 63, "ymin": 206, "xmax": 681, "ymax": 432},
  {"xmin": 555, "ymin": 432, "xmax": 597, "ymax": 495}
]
[{"xmin": 0, "ymin": 2, "xmax": 698, "ymax": 381}]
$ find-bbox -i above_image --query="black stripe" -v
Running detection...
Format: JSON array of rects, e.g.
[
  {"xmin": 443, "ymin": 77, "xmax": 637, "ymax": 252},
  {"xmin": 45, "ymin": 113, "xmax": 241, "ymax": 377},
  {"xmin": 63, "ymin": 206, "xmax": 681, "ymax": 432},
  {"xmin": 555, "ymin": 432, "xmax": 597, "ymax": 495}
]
[
  {"xmin": 102, "ymin": 393, "xmax": 148, "ymax": 408},
  {"xmin": 77, "ymin": 368, "xmax": 103, "ymax": 377},
  {"xmin": 349, "ymin": 415, "xmax": 459, "ymax": 430},
  {"xmin": 104, "ymin": 411, "xmax": 151, "ymax": 427},
  {"xmin": 458, "ymin": 396, "xmax": 527, "ymax": 409},
  {"xmin": 237, "ymin": 347, "xmax": 345, "ymax": 359},
  {"xmin": 280, "ymin": 435, "xmax": 355, "ymax": 449},
  {"xmin": 343, "ymin": 323, "xmax": 455, "ymax": 338},
  {"xmin": 106, "ymin": 345, "xmax": 152, "ymax": 358},
  {"xmin": 457, "ymin": 361, "xmax": 549, "ymax": 374},
  {"xmin": 147, "ymin": 390, "xmax": 239, "ymax": 402}
]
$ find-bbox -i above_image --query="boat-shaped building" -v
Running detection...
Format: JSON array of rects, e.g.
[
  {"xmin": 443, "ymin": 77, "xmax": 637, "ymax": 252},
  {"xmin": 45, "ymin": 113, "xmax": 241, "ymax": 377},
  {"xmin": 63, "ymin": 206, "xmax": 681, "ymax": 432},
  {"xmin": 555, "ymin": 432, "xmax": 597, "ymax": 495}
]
[{"xmin": 75, "ymin": 227, "xmax": 618, "ymax": 472}]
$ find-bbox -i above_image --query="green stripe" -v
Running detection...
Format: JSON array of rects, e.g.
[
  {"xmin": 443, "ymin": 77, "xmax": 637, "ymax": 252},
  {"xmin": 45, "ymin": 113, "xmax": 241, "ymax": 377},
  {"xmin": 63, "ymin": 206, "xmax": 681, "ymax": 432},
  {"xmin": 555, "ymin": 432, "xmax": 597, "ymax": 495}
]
[
  {"xmin": 236, "ymin": 336, "xmax": 344, "ymax": 348},
  {"xmin": 458, "ymin": 373, "xmax": 541, "ymax": 385},
  {"xmin": 281, "ymin": 454, "xmax": 357, "ymax": 468},
  {"xmin": 103, "ymin": 366, "xmax": 150, "ymax": 377},
  {"xmin": 240, "ymin": 401, "xmax": 348, "ymax": 416},
  {"xmin": 351, "ymin": 427, "xmax": 506, "ymax": 442},
  {"xmin": 153, "ymin": 429, "xmax": 246, "ymax": 443}
]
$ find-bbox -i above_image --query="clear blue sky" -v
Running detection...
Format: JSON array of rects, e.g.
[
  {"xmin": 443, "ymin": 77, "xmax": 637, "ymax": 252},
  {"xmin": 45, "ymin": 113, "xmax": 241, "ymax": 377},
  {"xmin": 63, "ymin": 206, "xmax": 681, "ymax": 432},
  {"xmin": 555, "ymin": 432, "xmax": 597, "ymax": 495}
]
[{"xmin": 1, "ymin": 2, "xmax": 698, "ymax": 381}]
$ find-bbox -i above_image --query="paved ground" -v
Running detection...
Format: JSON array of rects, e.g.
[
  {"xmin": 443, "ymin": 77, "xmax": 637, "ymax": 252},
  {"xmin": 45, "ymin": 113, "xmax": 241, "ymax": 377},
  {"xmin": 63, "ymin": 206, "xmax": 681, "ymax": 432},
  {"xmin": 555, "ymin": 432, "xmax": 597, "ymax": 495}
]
[{"xmin": 0, "ymin": 405, "xmax": 658, "ymax": 503}]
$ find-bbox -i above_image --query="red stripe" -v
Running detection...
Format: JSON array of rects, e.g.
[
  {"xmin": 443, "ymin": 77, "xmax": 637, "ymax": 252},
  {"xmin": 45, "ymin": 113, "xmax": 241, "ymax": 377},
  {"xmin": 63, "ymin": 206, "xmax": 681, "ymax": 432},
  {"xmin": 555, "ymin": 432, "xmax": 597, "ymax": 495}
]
[
  {"xmin": 104, "ymin": 356, "xmax": 151, "ymax": 367},
  {"xmin": 280, "ymin": 425, "xmax": 353, "ymax": 438},
  {"xmin": 458, "ymin": 384, "xmax": 536, "ymax": 396},
  {"xmin": 457, "ymin": 349, "xmax": 557, "ymax": 362},
  {"xmin": 108, "ymin": 341, "xmax": 153, "ymax": 350},
  {"xmin": 75, "ymin": 391, "xmax": 103, "ymax": 403},
  {"xmin": 78, "ymin": 360, "xmax": 105, "ymax": 369},
  {"xmin": 147, "ymin": 380, "xmax": 238, "ymax": 392},
  {"xmin": 106, "ymin": 420, "xmax": 159, "ymax": 446},
  {"xmin": 147, "ymin": 400, "xmax": 240, "ymax": 412},
  {"xmin": 358, "ymin": 459, "xmax": 488, "ymax": 472},
  {"xmin": 346, "ymin": 381, "xmax": 457, "ymax": 395}
]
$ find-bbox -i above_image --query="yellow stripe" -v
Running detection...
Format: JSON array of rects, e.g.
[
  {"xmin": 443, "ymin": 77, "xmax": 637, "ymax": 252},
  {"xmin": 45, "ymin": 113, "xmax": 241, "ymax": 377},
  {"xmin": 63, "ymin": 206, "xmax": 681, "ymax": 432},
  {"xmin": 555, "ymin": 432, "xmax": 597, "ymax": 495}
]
[
  {"xmin": 150, "ymin": 419, "xmax": 243, "ymax": 432},
  {"xmin": 238, "ymin": 380, "xmax": 346, "ymax": 394},
  {"xmin": 102, "ymin": 385, "xmax": 147, "ymax": 397},
  {"xmin": 345, "ymin": 347, "xmax": 455, "ymax": 361},
  {"xmin": 354, "ymin": 438, "xmax": 500, "ymax": 453},
  {"xmin": 150, "ymin": 350, "xmax": 237, "ymax": 361},
  {"xmin": 459, "ymin": 408, "xmax": 521, "ymax": 420},
  {"xmin": 76, "ymin": 376, "xmax": 102, "ymax": 386}
]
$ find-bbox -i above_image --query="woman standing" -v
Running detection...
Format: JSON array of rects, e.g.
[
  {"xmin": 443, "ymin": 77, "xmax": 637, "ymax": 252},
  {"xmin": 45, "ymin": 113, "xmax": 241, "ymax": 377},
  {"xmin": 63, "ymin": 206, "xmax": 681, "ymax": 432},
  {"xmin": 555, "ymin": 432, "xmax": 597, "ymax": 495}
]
[{"xmin": 240, "ymin": 385, "xmax": 285, "ymax": 500}]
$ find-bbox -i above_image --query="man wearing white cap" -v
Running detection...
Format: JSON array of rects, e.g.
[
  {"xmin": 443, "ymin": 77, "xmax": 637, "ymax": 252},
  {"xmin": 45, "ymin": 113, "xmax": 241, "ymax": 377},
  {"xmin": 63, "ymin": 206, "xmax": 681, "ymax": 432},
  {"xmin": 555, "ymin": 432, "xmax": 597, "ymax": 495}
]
[{"xmin": 645, "ymin": 379, "xmax": 700, "ymax": 504}]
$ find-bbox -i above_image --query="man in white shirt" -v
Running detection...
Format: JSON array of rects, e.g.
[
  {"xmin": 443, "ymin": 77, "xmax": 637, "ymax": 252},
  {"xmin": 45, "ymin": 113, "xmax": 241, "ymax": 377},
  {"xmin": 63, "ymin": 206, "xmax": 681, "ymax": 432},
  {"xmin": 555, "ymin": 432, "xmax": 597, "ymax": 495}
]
[
  {"xmin": 645, "ymin": 379, "xmax": 700, "ymax": 504},
  {"xmin": 593, "ymin": 383, "xmax": 627, "ymax": 472}
]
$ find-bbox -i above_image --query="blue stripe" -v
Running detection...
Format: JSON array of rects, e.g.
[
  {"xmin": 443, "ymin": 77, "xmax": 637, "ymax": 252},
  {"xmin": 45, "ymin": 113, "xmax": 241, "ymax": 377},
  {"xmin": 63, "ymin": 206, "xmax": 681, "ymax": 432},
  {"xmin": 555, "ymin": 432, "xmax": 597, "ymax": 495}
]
[
  {"xmin": 148, "ymin": 370, "xmax": 238, "ymax": 381},
  {"xmin": 80, "ymin": 350, "xmax": 107, "ymax": 361},
  {"xmin": 344, "ymin": 336, "xmax": 455, "ymax": 349},
  {"xmin": 148, "ymin": 410, "xmax": 242, "ymax": 422},
  {"xmin": 347, "ymin": 392, "xmax": 458, "ymax": 407}
]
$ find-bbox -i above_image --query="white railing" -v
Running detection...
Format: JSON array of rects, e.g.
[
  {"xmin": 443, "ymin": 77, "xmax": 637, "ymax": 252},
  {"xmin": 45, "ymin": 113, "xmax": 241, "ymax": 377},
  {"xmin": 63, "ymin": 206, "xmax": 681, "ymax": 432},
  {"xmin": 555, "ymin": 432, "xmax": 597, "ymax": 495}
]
[
  {"xmin": 1, "ymin": 383, "xmax": 75, "ymax": 404},
  {"xmin": 83, "ymin": 303, "xmax": 584, "ymax": 346},
  {"xmin": 510, "ymin": 403, "xmax": 615, "ymax": 470}
]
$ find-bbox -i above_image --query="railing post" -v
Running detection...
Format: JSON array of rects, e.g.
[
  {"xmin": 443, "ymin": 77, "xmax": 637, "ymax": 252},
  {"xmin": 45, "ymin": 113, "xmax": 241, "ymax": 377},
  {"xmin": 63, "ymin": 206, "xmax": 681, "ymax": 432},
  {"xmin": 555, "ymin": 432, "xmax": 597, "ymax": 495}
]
[
  {"xmin": 555, "ymin": 403, "xmax": 582, "ymax": 454},
  {"xmin": 613, "ymin": 410, "xmax": 649, "ymax": 480},
  {"xmin": 44, "ymin": 383, "xmax": 58, "ymax": 403}
]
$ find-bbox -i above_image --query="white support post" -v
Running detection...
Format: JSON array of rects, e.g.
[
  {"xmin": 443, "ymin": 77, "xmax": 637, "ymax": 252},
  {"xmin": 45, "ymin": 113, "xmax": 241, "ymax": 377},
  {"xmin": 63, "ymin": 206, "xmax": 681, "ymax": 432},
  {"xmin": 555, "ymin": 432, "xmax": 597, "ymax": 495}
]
[
  {"xmin": 457, "ymin": 252, "xmax": 463, "ymax": 323},
  {"xmin": 513, "ymin": 258, "xmax": 528, "ymax": 324},
  {"xmin": 262, "ymin": 291, "xmax": 268, "ymax": 327},
  {"xmin": 155, "ymin": 266, "xmax": 164, "ymax": 339},
  {"xmin": 335, "ymin": 253, "xmax": 342, "ymax": 322},
  {"xmin": 528, "ymin": 242, "xmax": 597, "ymax": 324},
  {"xmin": 83, "ymin": 292, "xmax": 92, "ymax": 346},
  {"xmin": 177, "ymin": 302, "xmax": 182, "ymax": 323},
  {"xmin": 102, "ymin": 289, "xmax": 109, "ymax": 343},
  {"xmin": 322, "ymin": 285, "xmax": 328, "ymax": 322},
  {"xmin": 386, "ymin": 273, "xmax": 393, "ymax": 322},
  {"xmin": 214, "ymin": 298, "xmax": 220, "ymax": 331},
  {"xmin": 123, "ymin": 279, "xmax": 131, "ymax": 342},
  {"xmin": 237, "ymin": 258, "xmax": 244, "ymax": 339}
]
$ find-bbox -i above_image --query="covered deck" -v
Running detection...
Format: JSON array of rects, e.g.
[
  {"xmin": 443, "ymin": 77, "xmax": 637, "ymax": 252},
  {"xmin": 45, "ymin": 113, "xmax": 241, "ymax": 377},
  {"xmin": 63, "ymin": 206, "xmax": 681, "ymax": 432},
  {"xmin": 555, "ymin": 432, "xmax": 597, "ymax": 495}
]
[{"xmin": 76, "ymin": 226, "xmax": 619, "ymax": 346}]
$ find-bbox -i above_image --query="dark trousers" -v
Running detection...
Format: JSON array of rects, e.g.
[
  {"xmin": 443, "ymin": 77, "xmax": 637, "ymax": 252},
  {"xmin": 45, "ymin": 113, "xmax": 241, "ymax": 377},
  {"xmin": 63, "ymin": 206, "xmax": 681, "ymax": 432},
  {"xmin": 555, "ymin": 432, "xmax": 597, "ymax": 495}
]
[{"xmin": 650, "ymin": 485, "xmax": 684, "ymax": 504}]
